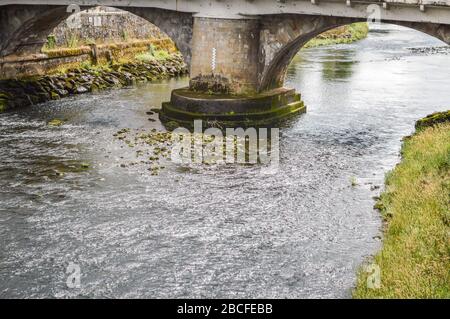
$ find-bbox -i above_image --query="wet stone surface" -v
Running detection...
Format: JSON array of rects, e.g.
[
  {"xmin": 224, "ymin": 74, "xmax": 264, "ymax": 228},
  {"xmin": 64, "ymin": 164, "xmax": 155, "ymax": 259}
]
[{"xmin": 0, "ymin": 54, "xmax": 187, "ymax": 111}]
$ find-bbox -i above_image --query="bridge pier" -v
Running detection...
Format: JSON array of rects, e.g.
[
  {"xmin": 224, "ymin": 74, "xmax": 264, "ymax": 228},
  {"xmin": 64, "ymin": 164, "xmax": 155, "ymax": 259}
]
[{"xmin": 159, "ymin": 16, "xmax": 306, "ymax": 128}]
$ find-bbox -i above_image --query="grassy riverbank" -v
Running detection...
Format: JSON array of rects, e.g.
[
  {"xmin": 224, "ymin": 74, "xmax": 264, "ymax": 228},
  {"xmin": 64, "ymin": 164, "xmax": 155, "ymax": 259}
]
[
  {"xmin": 304, "ymin": 23, "xmax": 369, "ymax": 49},
  {"xmin": 353, "ymin": 111, "xmax": 450, "ymax": 298}
]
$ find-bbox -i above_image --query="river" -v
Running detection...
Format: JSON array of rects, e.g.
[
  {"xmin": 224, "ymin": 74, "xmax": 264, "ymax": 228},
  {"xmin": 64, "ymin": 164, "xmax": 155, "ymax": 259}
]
[{"xmin": 0, "ymin": 24, "xmax": 449, "ymax": 298}]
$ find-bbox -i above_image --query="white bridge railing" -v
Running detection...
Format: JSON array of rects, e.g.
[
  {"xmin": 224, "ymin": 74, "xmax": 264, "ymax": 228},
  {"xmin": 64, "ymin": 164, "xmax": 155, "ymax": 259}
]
[{"xmin": 1, "ymin": 0, "xmax": 450, "ymax": 24}]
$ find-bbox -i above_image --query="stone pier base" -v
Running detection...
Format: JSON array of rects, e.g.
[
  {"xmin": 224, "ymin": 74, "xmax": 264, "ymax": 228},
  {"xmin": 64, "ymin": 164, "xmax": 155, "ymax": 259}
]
[{"xmin": 159, "ymin": 87, "xmax": 306, "ymax": 129}]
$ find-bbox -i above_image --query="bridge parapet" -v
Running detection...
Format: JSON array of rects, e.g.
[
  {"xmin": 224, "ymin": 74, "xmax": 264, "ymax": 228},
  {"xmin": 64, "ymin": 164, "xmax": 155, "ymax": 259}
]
[
  {"xmin": 1, "ymin": 1, "xmax": 450, "ymax": 24},
  {"xmin": 2, "ymin": 1, "xmax": 450, "ymax": 18}
]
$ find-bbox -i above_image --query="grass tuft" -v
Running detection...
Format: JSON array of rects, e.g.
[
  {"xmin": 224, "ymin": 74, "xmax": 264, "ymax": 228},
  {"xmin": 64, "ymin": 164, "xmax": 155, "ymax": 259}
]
[{"xmin": 135, "ymin": 47, "xmax": 171, "ymax": 62}]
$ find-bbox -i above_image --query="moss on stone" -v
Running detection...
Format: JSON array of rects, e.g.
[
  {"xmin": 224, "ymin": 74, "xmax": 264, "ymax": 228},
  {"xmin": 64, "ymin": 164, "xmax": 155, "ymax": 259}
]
[
  {"xmin": 48, "ymin": 119, "xmax": 65, "ymax": 126},
  {"xmin": 43, "ymin": 47, "xmax": 91, "ymax": 58},
  {"xmin": 80, "ymin": 162, "xmax": 90, "ymax": 169},
  {"xmin": 50, "ymin": 92, "xmax": 60, "ymax": 100},
  {"xmin": 165, "ymin": 121, "xmax": 181, "ymax": 131},
  {"xmin": 415, "ymin": 110, "xmax": 450, "ymax": 130},
  {"xmin": 0, "ymin": 92, "xmax": 10, "ymax": 99},
  {"xmin": 0, "ymin": 99, "xmax": 7, "ymax": 113},
  {"xmin": 160, "ymin": 99, "xmax": 306, "ymax": 130}
]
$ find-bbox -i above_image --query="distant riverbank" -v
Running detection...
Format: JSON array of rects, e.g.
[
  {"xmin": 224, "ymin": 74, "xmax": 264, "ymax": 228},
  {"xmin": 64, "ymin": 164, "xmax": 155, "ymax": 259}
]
[
  {"xmin": 304, "ymin": 23, "xmax": 369, "ymax": 49},
  {"xmin": 354, "ymin": 111, "xmax": 450, "ymax": 298}
]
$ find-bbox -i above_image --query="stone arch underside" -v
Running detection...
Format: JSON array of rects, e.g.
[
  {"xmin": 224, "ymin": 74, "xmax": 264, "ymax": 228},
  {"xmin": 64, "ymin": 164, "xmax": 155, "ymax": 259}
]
[
  {"xmin": 0, "ymin": 5, "xmax": 70, "ymax": 57},
  {"xmin": 258, "ymin": 15, "xmax": 450, "ymax": 92},
  {"xmin": 0, "ymin": 5, "xmax": 193, "ymax": 67}
]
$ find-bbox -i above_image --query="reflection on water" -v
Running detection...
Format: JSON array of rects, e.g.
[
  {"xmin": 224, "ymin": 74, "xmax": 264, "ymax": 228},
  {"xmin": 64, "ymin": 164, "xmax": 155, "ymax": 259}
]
[
  {"xmin": 288, "ymin": 49, "xmax": 357, "ymax": 81},
  {"xmin": 0, "ymin": 24, "xmax": 449, "ymax": 298}
]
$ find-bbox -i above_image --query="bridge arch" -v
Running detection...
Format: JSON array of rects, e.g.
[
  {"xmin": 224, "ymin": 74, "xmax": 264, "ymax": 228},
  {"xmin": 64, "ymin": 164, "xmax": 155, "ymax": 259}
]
[
  {"xmin": 258, "ymin": 15, "xmax": 450, "ymax": 92},
  {"xmin": 0, "ymin": 5, "xmax": 193, "ymax": 66}
]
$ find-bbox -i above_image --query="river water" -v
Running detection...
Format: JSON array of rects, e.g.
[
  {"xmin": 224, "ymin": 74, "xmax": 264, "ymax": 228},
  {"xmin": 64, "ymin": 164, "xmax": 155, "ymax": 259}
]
[{"xmin": 0, "ymin": 24, "xmax": 449, "ymax": 298}]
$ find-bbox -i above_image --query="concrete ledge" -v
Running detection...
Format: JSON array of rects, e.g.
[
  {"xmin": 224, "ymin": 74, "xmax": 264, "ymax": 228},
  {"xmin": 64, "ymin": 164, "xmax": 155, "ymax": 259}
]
[
  {"xmin": 168, "ymin": 87, "xmax": 300, "ymax": 113},
  {"xmin": 159, "ymin": 87, "xmax": 306, "ymax": 128}
]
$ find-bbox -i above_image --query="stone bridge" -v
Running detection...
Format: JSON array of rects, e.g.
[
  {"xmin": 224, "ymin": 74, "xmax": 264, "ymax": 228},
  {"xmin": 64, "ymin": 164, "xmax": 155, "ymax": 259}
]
[{"xmin": 1, "ymin": 0, "xmax": 449, "ymax": 126}]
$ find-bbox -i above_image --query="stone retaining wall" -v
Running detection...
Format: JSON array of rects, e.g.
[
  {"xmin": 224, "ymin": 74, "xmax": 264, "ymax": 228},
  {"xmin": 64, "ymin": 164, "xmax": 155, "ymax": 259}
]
[
  {"xmin": 51, "ymin": 6, "xmax": 166, "ymax": 47},
  {"xmin": 0, "ymin": 54, "xmax": 187, "ymax": 112},
  {"xmin": 0, "ymin": 38, "xmax": 177, "ymax": 80}
]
